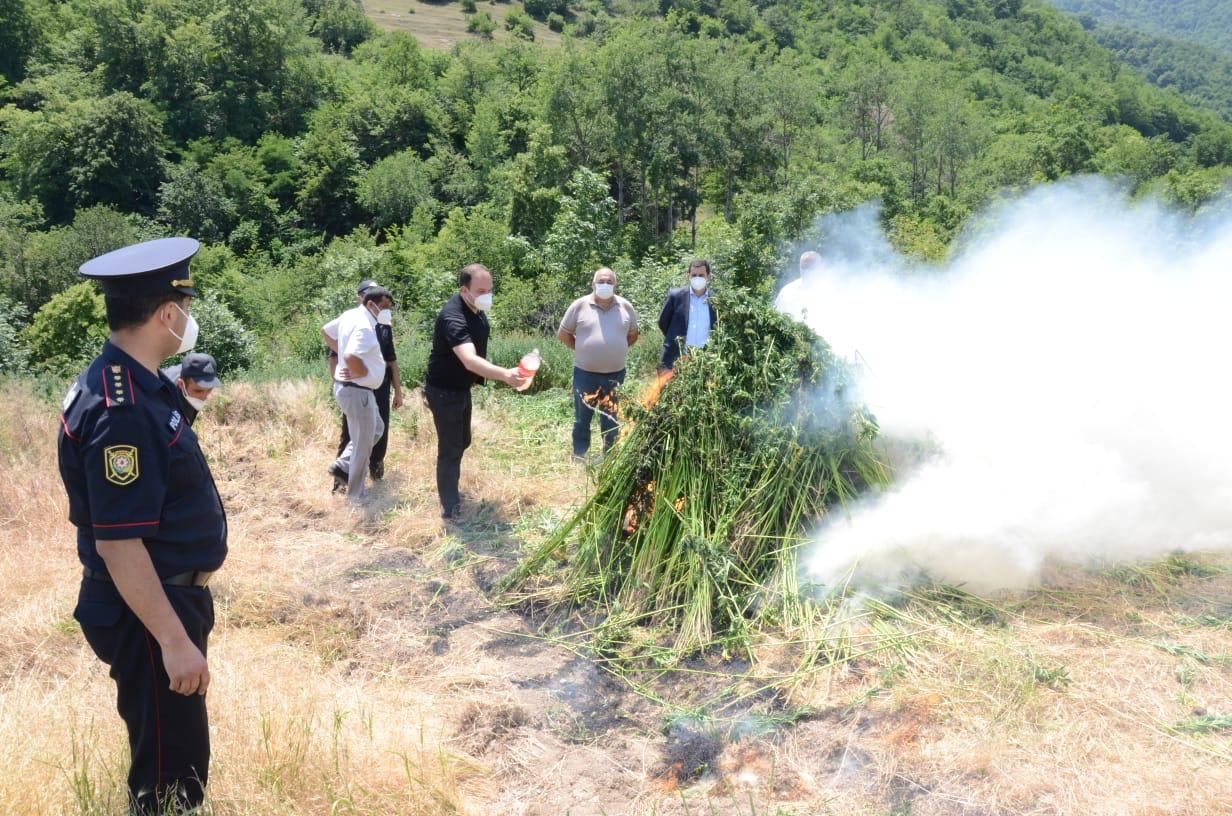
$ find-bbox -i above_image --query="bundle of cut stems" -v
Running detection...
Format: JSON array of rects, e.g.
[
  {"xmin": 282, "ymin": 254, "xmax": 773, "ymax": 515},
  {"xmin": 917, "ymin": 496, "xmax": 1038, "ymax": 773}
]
[{"xmin": 504, "ymin": 288, "xmax": 889, "ymax": 653}]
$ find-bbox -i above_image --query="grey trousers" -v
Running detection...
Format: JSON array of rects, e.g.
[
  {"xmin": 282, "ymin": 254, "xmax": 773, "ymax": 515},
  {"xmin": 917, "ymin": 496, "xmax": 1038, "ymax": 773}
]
[{"xmin": 333, "ymin": 382, "xmax": 384, "ymax": 500}]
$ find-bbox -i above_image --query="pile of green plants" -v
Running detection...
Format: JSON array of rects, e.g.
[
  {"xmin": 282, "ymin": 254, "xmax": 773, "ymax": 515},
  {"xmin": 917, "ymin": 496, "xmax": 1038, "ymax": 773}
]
[{"xmin": 503, "ymin": 288, "xmax": 889, "ymax": 654}]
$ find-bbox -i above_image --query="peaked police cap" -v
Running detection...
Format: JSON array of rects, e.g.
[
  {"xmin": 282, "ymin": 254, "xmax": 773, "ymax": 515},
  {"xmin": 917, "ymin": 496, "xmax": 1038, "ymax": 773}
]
[{"xmin": 79, "ymin": 237, "xmax": 201, "ymax": 297}]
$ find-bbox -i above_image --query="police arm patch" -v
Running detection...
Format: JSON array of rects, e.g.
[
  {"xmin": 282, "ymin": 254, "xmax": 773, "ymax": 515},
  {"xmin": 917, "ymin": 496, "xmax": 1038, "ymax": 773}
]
[
  {"xmin": 62, "ymin": 381, "xmax": 81, "ymax": 413},
  {"xmin": 104, "ymin": 445, "xmax": 140, "ymax": 486}
]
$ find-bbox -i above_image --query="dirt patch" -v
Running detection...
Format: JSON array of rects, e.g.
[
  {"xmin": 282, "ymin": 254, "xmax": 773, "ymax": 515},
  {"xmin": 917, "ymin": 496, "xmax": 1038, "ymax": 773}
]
[{"xmin": 456, "ymin": 701, "xmax": 530, "ymax": 754}]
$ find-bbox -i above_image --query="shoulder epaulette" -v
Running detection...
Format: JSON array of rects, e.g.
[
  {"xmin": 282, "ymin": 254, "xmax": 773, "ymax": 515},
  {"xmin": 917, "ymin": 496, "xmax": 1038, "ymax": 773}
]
[{"xmin": 101, "ymin": 363, "xmax": 137, "ymax": 409}]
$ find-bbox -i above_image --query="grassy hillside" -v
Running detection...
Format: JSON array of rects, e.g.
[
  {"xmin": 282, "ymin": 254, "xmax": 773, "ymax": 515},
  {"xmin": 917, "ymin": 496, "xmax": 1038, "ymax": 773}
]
[
  {"xmin": 366, "ymin": 0, "xmax": 562, "ymax": 49},
  {"xmin": 4, "ymin": 377, "xmax": 1230, "ymax": 815}
]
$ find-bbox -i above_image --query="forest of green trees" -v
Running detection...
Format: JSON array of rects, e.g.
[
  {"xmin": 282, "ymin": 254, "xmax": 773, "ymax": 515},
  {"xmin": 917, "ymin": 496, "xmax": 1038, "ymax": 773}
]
[
  {"xmin": 1051, "ymin": 0, "xmax": 1232, "ymax": 57},
  {"xmin": 2, "ymin": 0, "xmax": 1231, "ymax": 380},
  {"xmin": 1049, "ymin": 0, "xmax": 1232, "ymax": 121}
]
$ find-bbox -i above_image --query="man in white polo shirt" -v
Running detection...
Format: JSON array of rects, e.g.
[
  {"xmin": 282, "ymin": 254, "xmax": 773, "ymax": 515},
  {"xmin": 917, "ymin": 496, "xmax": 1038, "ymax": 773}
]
[
  {"xmin": 557, "ymin": 267, "xmax": 640, "ymax": 460},
  {"xmin": 324, "ymin": 285, "xmax": 393, "ymax": 502},
  {"xmin": 774, "ymin": 250, "xmax": 822, "ymax": 324}
]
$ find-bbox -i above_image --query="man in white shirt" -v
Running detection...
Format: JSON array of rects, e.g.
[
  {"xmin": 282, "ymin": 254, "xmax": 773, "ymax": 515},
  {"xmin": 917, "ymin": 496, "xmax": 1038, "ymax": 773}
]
[
  {"xmin": 774, "ymin": 250, "xmax": 822, "ymax": 324},
  {"xmin": 323, "ymin": 286, "xmax": 393, "ymax": 502}
]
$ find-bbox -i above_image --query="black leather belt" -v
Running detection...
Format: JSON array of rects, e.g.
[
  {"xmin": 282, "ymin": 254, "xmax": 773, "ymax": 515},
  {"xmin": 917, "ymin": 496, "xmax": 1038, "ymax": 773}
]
[
  {"xmin": 338, "ymin": 381, "xmax": 373, "ymax": 391},
  {"xmin": 83, "ymin": 566, "xmax": 215, "ymax": 587}
]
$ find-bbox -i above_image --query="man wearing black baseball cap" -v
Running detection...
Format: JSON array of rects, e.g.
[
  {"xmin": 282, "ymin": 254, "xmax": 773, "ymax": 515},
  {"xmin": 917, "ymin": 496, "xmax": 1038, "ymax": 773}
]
[
  {"xmin": 58, "ymin": 236, "xmax": 227, "ymax": 815},
  {"xmin": 163, "ymin": 351, "xmax": 222, "ymax": 428}
]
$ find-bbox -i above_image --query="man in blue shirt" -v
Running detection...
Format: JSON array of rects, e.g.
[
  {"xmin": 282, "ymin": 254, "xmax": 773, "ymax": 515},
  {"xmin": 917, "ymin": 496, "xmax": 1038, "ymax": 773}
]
[
  {"xmin": 658, "ymin": 259, "xmax": 717, "ymax": 371},
  {"xmin": 58, "ymin": 237, "xmax": 227, "ymax": 815}
]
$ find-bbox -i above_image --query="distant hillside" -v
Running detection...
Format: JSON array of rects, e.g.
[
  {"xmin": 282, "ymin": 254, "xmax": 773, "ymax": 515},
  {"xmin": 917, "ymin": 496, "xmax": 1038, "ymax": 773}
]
[
  {"xmin": 1092, "ymin": 25, "xmax": 1232, "ymax": 121},
  {"xmin": 1051, "ymin": 0, "xmax": 1232, "ymax": 57}
]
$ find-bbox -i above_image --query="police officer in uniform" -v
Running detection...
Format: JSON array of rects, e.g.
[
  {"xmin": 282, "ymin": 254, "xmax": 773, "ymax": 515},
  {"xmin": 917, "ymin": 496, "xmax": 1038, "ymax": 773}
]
[{"xmin": 58, "ymin": 237, "xmax": 227, "ymax": 815}]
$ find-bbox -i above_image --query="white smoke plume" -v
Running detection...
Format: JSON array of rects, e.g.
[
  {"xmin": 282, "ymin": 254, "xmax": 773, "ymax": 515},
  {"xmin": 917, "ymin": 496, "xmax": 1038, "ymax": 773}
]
[{"xmin": 784, "ymin": 177, "xmax": 1232, "ymax": 593}]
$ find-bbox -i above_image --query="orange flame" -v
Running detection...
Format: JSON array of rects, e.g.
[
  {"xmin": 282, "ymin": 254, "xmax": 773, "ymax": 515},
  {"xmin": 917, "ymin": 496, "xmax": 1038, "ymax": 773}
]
[
  {"xmin": 641, "ymin": 369, "xmax": 674, "ymax": 408},
  {"xmin": 581, "ymin": 388, "xmax": 619, "ymax": 418},
  {"xmin": 622, "ymin": 479, "xmax": 655, "ymax": 535}
]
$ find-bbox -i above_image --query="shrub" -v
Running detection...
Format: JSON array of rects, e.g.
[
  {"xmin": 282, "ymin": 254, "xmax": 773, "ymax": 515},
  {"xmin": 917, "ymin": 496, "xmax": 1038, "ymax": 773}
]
[
  {"xmin": 524, "ymin": 0, "xmax": 567, "ymax": 20},
  {"xmin": 489, "ymin": 272, "xmax": 576, "ymax": 336},
  {"xmin": 505, "ymin": 6, "xmax": 535, "ymax": 39},
  {"xmin": 467, "ymin": 10, "xmax": 497, "ymax": 36},
  {"xmin": 547, "ymin": 12, "xmax": 565, "ymax": 31},
  {"xmin": 356, "ymin": 150, "xmax": 435, "ymax": 232},
  {"xmin": 187, "ymin": 295, "xmax": 257, "ymax": 375},
  {"xmin": 0, "ymin": 295, "xmax": 30, "ymax": 377},
  {"xmin": 23, "ymin": 282, "xmax": 108, "ymax": 376},
  {"xmin": 311, "ymin": 0, "xmax": 378, "ymax": 54}
]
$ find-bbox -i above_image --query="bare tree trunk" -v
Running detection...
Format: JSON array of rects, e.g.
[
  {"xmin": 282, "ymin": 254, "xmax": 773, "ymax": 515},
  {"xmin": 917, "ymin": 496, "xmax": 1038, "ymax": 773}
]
[
  {"xmin": 615, "ymin": 164, "xmax": 625, "ymax": 218},
  {"xmin": 640, "ymin": 164, "xmax": 650, "ymax": 239}
]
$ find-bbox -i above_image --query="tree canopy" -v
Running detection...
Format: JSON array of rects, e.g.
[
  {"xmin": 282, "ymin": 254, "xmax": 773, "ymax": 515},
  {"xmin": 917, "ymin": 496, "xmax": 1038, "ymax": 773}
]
[{"xmin": 1, "ymin": 0, "xmax": 1231, "ymax": 374}]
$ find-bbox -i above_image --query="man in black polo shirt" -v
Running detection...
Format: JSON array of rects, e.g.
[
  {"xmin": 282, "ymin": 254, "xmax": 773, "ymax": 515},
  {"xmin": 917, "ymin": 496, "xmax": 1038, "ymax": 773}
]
[
  {"xmin": 58, "ymin": 237, "xmax": 227, "ymax": 814},
  {"xmin": 424, "ymin": 263, "xmax": 527, "ymax": 519}
]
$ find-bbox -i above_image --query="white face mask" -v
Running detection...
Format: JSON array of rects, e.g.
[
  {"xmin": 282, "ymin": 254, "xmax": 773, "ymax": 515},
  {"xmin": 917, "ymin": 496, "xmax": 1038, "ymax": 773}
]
[
  {"xmin": 169, "ymin": 303, "xmax": 199, "ymax": 354},
  {"xmin": 473, "ymin": 292, "xmax": 493, "ymax": 311},
  {"xmin": 690, "ymin": 275, "xmax": 709, "ymax": 293},
  {"xmin": 181, "ymin": 388, "xmax": 207, "ymax": 412},
  {"xmin": 594, "ymin": 283, "xmax": 615, "ymax": 299},
  {"xmin": 377, "ymin": 308, "xmax": 393, "ymax": 325}
]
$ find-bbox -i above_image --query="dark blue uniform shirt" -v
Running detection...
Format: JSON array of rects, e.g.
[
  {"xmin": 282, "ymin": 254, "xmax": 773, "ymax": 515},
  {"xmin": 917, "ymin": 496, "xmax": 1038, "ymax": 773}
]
[{"xmin": 58, "ymin": 340, "xmax": 227, "ymax": 578}]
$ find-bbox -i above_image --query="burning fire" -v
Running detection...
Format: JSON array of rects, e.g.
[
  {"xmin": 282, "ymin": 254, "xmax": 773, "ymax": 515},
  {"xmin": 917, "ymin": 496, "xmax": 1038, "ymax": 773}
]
[
  {"xmin": 623, "ymin": 479, "xmax": 655, "ymax": 534},
  {"xmin": 640, "ymin": 369, "xmax": 674, "ymax": 408},
  {"xmin": 581, "ymin": 388, "xmax": 619, "ymax": 421}
]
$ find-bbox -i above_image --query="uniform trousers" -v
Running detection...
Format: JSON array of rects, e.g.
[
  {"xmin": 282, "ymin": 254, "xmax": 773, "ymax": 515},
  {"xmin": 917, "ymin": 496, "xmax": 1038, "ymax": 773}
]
[{"xmin": 75, "ymin": 578, "xmax": 214, "ymax": 815}]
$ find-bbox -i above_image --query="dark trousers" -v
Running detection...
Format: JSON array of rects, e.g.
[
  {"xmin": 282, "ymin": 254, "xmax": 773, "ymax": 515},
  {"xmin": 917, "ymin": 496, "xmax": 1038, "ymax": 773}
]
[
  {"xmin": 75, "ymin": 579, "xmax": 215, "ymax": 815},
  {"xmin": 423, "ymin": 383, "xmax": 472, "ymax": 512},
  {"xmin": 572, "ymin": 367, "xmax": 625, "ymax": 457},
  {"xmin": 337, "ymin": 371, "xmax": 392, "ymax": 468}
]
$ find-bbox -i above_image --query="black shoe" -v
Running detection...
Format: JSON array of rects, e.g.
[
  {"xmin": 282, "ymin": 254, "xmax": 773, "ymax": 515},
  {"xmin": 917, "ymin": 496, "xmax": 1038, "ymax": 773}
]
[
  {"xmin": 441, "ymin": 503, "xmax": 462, "ymax": 520},
  {"xmin": 370, "ymin": 461, "xmax": 384, "ymax": 480},
  {"xmin": 328, "ymin": 464, "xmax": 349, "ymax": 493}
]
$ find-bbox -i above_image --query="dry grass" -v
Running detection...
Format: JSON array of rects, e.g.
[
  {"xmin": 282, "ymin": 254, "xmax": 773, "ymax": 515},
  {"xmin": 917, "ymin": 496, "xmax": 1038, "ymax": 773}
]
[
  {"xmin": 366, "ymin": 0, "xmax": 562, "ymax": 51},
  {"xmin": 2, "ymin": 376, "xmax": 1230, "ymax": 815}
]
